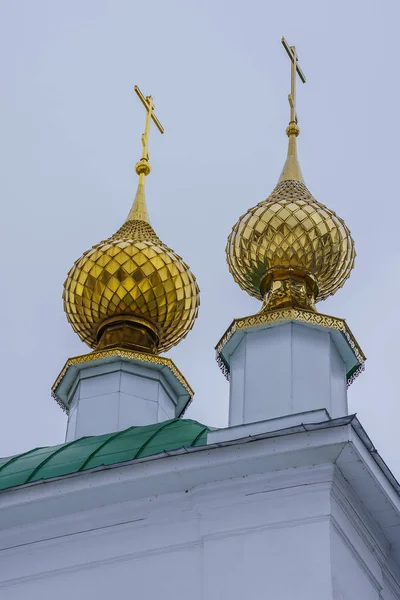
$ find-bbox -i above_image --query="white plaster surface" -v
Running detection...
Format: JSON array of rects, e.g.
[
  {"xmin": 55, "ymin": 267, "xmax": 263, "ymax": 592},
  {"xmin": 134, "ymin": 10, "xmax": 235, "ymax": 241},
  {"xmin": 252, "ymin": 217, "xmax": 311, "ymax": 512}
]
[
  {"xmin": 75, "ymin": 393, "xmax": 119, "ymax": 439},
  {"xmin": 66, "ymin": 405, "xmax": 77, "ymax": 441},
  {"xmin": 0, "ymin": 457, "xmax": 399, "ymax": 600},
  {"xmin": 65, "ymin": 360, "xmax": 180, "ymax": 440},
  {"xmin": 80, "ymin": 370, "xmax": 120, "ymax": 399},
  {"xmin": 118, "ymin": 393, "xmax": 158, "ymax": 428},
  {"xmin": 228, "ymin": 322, "xmax": 348, "ymax": 426},
  {"xmin": 120, "ymin": 370, "xmax": 158, "ymax": 400}
]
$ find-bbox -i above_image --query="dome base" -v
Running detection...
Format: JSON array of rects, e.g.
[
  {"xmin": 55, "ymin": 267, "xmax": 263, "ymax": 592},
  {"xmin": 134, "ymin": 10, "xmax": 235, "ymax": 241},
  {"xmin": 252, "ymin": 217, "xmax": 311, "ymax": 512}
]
[
  {"xmin": 226, "ymin": 180, "xmax": 356, "ymax": 306},
  {"xmin": 96, "ymin": 316, "xmax": 159, "ymax": 354},
  {"xmin": 261, "ymin": 269, "xmax": 317, "ymax": 312}
]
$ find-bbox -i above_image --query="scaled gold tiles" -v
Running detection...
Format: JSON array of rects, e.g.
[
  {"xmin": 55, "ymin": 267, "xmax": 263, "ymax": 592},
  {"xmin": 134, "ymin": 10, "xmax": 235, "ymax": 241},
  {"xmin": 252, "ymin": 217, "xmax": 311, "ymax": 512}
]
[
  {"xmin": 226, "ymin": 179, "xmax": 355, "ymax": 311},
  {"xmin": 63, "ymin": 219, "xmax": 199, "ymax": 353}
]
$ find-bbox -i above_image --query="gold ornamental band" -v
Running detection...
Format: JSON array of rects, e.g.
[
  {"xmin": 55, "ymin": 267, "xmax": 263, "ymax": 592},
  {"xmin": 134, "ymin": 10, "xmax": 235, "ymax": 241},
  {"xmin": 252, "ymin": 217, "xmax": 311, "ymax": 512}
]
[{"xmin": 52, "ymin": 347, "xmax": 194, "ymax": 413}]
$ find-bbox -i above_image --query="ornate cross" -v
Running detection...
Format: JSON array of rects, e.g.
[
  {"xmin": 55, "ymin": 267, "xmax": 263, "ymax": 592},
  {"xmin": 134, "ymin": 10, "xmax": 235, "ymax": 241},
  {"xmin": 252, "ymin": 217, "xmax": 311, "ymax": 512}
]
[
  {"xmin": 134, "ymin": 85, "xmax": 164, "ymax": 163},
  {"xmin": 281, "ymin": 37, "xmax": 306, "ymax": 124}
]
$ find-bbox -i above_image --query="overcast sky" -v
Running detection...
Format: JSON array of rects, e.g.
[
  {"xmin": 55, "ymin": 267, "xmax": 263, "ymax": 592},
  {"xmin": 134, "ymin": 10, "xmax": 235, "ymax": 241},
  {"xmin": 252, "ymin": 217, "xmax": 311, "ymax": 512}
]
[{"xmin": 1, "ymin": 0, "xmax": 399, "ymax": 479}]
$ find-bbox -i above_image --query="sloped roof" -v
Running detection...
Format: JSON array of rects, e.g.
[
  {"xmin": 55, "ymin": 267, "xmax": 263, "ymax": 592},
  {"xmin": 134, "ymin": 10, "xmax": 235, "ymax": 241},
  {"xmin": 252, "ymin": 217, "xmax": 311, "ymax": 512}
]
[{"xmin": 0, "ymin": 419, "xmax": 209, "ymax": 492}]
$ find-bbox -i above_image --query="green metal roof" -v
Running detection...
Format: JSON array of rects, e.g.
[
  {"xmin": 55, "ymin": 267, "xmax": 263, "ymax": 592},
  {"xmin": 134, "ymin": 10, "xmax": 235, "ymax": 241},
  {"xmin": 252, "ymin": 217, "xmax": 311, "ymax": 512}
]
[{"xmin": 0, "ymin": 419, "xmax": 209, "ymax": 492}]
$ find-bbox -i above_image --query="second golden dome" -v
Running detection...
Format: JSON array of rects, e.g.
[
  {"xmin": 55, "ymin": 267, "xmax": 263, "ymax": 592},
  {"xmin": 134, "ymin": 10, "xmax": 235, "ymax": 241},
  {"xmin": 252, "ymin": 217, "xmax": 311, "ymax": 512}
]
[{"xmin": 226, "ymin": 125, "xmax": 355, "ymax": 312}]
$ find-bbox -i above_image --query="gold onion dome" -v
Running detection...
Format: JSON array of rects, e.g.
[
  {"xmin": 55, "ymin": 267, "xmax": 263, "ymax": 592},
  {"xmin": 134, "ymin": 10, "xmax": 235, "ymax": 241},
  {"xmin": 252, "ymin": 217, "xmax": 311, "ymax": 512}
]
[
  {"xmin": 226, "ymin": 40, "xmax": 355, "ymax": 313},
  {"xmin": 63, "ymin": 88, "xmax": 199, "ymax": 354}
]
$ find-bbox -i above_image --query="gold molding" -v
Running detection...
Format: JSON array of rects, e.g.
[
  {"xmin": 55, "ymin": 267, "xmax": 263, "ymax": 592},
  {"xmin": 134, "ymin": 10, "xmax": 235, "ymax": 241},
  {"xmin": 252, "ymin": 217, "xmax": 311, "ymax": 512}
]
[
  {"xmin": 52, "ymin": 347, "xmax": 193, "ymax": 413},
  {"xmin": 215, "ymin": 308, "xmax": 366, "ymax": 386}
]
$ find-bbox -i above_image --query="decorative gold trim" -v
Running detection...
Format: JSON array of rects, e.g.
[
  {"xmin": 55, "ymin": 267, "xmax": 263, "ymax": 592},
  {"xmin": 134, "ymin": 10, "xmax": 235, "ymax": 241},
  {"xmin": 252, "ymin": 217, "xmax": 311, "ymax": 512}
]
[
  {"xmin": 52, "ymin": 347, "xmax": 193, "ymax": 411},
  {"xmin": 215, "ymin": 308, "xmax": 366, "ymax": 386}
]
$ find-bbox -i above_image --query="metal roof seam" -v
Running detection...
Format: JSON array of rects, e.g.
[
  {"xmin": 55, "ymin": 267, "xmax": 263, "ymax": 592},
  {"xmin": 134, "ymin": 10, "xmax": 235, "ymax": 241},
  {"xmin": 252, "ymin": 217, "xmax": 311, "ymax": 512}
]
[
  {"xmin": 302, "ymin": 415, "xmax": 356, "ymax": 432},
  {"xmin": 0, "ymin": 446, "xmax": 43, "ymax": 474},
  {"xmin": 24, "ymin": 439, "xmax": 81, "ymax": 484},
  {"xmin": 191, "ymin": 426, "xmax": 209, "ymax": 446},
  {"xmin": 78, "ymin": 426, "xmax": 138, "ymax": 472},
  {"xmin": 134, "ymin": 419, "xmax": 179, "ymax": 459}
]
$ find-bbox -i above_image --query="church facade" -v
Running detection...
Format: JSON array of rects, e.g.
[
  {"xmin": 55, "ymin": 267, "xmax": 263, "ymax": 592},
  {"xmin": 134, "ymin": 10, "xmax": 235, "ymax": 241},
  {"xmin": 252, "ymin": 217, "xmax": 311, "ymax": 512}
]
[{"xmin": 0, "ymin": 40, "xmax": 399, "ymax": 600}]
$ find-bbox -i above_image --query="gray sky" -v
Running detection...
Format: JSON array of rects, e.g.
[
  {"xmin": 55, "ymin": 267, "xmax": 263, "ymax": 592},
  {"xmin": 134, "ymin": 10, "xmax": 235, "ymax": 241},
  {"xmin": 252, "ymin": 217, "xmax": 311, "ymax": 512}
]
[{"xmin": 1, "ymin": 0, "xmax": 399, "ymax": 479}]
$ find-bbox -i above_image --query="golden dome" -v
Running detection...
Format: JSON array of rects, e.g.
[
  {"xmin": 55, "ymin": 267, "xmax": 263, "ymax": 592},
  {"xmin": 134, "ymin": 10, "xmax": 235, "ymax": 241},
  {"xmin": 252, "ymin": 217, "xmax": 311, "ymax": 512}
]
[
  {"xmin": 63, "ymin": 88, "xmax": 199, "ymax": 354},
  {"xmin": 226, "ymin": 125, "xmax": 355, "ymax": 313}
]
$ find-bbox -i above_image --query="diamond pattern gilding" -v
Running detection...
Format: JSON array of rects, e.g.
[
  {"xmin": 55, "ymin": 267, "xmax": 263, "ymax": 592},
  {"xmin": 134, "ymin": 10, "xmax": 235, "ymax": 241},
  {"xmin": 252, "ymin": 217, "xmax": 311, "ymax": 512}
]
[
  {"xmin": 226, "ymin": 180, "xmax": 355, "ymax": 302},
  {"xmin": 63, "ymin": 219, "xmax": 200, "ymax": 353}
]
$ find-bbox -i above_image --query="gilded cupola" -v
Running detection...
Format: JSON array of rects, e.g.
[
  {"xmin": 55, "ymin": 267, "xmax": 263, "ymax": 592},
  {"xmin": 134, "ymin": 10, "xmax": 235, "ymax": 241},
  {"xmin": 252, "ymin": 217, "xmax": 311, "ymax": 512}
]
[
  {"xmin": 63, "ymin": 86, "xmax": 200, "ymax": 354},
  {"xmin": 226, "ymin": 39, "xmax": 355, "ymax": 312}
]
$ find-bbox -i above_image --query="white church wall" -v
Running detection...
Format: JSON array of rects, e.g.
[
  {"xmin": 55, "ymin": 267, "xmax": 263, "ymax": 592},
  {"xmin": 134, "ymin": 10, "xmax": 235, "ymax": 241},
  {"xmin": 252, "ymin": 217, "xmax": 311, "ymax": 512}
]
[
  {"xmin": 330, "ymin": 468, "xmax": 400, "ymax": 600},
  {"xmin": 0, "ymin": 450, "xmax": 399, "ymax": 600},
  {"xmin": 202, "ymin": 520, "xmax": 332, "ymax": 600},
  {"xmin": 1, "ymin": 545, "xmax": 203, "ymax": 600},
  {"xmin": 331, "ymin": 526, "xmax": 381, "ymax": 600},
  {"xmin": 382, "ymin": 571, "xmax": 400, "ymax": 600},
  {"xmin": 0, "ymin": 466, "xmax": 336, "ymax": 600}
]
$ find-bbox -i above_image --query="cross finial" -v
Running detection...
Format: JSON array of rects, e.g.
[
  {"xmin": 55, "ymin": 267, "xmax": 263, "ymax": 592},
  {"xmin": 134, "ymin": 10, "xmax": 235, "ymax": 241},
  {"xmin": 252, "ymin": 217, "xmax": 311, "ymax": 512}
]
[
  {"xmin": 126, "ymin": 86, "xmax": 165, "ymax": 225},
  {"xmin": 281, "ymin": 37, "xmax": 306, "ymax": 126},
  {"xmin": 134, "ymin": 85, "xmax": 164, "ymax": 177}
]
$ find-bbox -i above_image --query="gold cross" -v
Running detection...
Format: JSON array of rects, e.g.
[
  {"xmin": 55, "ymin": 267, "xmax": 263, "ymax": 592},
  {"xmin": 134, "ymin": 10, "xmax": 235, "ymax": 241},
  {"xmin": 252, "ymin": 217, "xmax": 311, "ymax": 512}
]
[
  {"xmin": 281, "ymin": 37, "xmax": 306, "ymax": 124},
  {"xmin": 134, "ymin": 85, "xmax": 164, "ymax": 164}
]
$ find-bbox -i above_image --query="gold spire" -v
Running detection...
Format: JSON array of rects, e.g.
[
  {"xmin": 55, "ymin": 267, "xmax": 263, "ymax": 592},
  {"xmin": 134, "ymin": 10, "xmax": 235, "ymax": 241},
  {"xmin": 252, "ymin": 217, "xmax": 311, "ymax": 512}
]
[
  {"xmin": 63, "ymin": 86, "xmax": 200, "ymax": 354},
  {"xmin": 127, "ymin": 176, "xmax": 149, "ymax": 223},
  {"xmin": 278, "ymin": 37, "xmax": 306, "ymax": 184},
  {"xmin": 225, "ymin": 38, "xmax": 356, "ymax": 313},
  {"xmin": 126, "ymin": 86, "xmax": 164, "ymax": 224},
  {"xmin": 278, "ymin": 125, "xmax": 304, "ymax": 183}
]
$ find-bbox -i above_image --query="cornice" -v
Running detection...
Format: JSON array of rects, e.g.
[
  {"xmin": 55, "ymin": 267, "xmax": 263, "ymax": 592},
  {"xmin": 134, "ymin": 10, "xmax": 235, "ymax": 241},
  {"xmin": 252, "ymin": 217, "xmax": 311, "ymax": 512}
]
[
  {"xmin": 52, "ymin": 347, "xmax": 193, "ymax": 413},
  {"xmin": 215, "ymin": 308, "xmax": 365, "ymax": 385}
]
